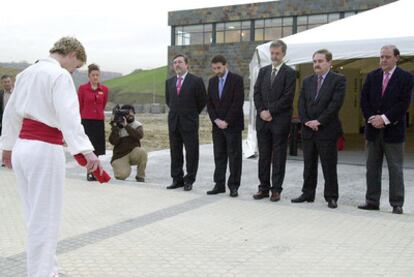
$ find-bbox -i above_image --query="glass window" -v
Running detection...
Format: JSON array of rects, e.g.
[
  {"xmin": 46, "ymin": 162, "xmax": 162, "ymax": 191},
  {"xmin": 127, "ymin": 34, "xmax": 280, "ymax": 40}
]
[
  {"xmin": 255, "ymin": 19, "xmax": 265, "ymax": 28},
  {"xmin": 225, "ymin": 30, "xmax": 241, "ymax": 43},
  {"xmin": 297, "ymin": 16, "xmax": 308, "ymax": 25},
  {"xmin": 344, "ymin": 11, "xmax": 357, "ymax": 18},
  {"xmin": 215, "ymin": 21, "xmax": 250, "ymax": 43},
  {"xmin": 255, "ymin": 17, "xmax": 292, "ymax": 41},
  {"xmin": 174, "ymin": 24, "xmax": 213, "ymax": 45},
  {"xmin": 204, "ymin": 32, "xmax": 212, "ymax": 44},
  {"xmin": 282, "ymin": 17, "xmax": 293, "ymax": 37},
  {"xmin": 216, "ymin": 31, "xmax": 224, "ymax": 44},
  {"xmin": 254, "ymin": 19, "xmax": 265, "ymax": 41},
  {"xmin": 264, "ymin": 27, "xmax": 282, "ymax": 41},
  {"xmin": 283, "ymin": 17, "xmax": 293, "ymax": 26},
  {"xmin": 328, "ymin": 13, "xmax": 340, "ymax": 22},
  {"xmin": 255, "ymin": 28, "xmax": 264, "ymax": 41},
  {"xmin": 297, "ymin": 25, "xmax": 307, "ymax": 33},
  {"xmin": 183, "ymin": 25, "xmax": 203, "ymax": 33},
  {"xmin": 226, "ymin": 22, "xmax": 240, "ymax": 31},
  {"xmin": 242, "ymin": 20, "xmax": 251, "ymax": 29},
  {"xmin": 216, "ymin": 23, "xmax": 225, "ymax": 31},
  {"xmin": 308, "ymin": 14, "xmax": 327, "ymax": 25},
  {"xmin": 182, "ymin": 25, "xmax": 203, "ymax": 45},
  {"xmin": 307, "ymin": 24, "xmax": 323, "ymax": 30},
  {"xmin": 283, "ymin": 26, "xmax": 293, "ymax": 37},
  {"xmin": 241, "ymin": 30, "xmax": 250, "ymax": 42},
  {"xmin": 265, "ymin": 18, "xmax": 282, "ymax": 27}
]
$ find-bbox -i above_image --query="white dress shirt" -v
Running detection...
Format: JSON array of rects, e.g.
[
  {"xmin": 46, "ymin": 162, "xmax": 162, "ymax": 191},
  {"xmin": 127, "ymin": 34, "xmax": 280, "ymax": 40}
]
[
  {"xmin": 271, "ymin": 62, "xmax": 284, "ymax": 79},
  {"xmin": 176, "ymin": 71, "xmax": 188, "ymax": 87},
  {"xmin": 0, "ymin": 57, "xmax": 93, "ymax": 155}
]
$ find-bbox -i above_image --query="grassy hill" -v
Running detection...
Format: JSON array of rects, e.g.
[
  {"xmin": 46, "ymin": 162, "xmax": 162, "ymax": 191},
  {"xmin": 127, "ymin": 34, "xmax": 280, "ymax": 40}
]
[
  {"xmin": 104, "ymin": 66, "xmax": 167, "ymax": 104},
  {"xmin": 0, "ymin": 66, "xmax": 20, "ymax": 78},
  {"xmin": 0, "ymin": 62, "xmax": 122, "ymax": 89}
]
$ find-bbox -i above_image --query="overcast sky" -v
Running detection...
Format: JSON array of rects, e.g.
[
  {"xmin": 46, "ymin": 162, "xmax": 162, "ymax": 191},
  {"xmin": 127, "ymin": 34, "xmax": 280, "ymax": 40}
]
[{"xmin": 0, "ymin": 0, "xmax": 272, "ymax": 74}]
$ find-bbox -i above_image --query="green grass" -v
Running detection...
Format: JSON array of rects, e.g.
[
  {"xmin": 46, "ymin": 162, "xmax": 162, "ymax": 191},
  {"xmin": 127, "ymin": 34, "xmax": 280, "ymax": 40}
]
[{"xmin": 104, "ymin": 66, "xmax": 167, "ymax": 104}]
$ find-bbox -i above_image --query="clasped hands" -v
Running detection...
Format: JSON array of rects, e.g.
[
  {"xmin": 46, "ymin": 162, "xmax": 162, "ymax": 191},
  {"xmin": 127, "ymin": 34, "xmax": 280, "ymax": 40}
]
[
  {"xmin": 214, "ymin": 119, "xmax": 229, "ymax": 129},
  {"xmin": 305, "ymin": 120, "xmax": 321, "ymax": 131},
  {"xmin": 368, "ymin": 115, "xmax": 385, "ymax": 129},
  {"xmin": 260, "ymin": 110, "xmax": 272, "ymax": 122}
]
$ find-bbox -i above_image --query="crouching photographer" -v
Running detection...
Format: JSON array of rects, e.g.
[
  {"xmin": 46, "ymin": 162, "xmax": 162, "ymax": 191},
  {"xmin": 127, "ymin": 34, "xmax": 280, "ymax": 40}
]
[{"xmin": 109, "ymin": 104, "xmax": 147, "ymax": 182}]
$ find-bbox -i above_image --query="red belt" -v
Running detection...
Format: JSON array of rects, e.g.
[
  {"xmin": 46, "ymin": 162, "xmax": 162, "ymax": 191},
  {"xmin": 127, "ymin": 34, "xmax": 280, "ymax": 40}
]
[
  {"xmin": 19, "ymin": 118, "xmax": 111, "ymax": 183},
  {"xmin": 19, "ymin": 118, "xmax": 64, "ymax": 145}
]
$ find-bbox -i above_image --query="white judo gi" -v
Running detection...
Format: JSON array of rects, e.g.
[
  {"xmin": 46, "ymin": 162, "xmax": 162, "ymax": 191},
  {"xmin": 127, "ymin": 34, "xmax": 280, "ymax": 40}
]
[{"xmin": 0, "ymin": 57, "xmax": 94, "ymax": 277}]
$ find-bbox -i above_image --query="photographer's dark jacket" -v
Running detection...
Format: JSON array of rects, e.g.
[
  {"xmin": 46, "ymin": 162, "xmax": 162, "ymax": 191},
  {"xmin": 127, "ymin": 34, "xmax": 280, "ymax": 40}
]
[{"xmin": 109, "ymin": 120, "xmax": 143, "ymax": 163}]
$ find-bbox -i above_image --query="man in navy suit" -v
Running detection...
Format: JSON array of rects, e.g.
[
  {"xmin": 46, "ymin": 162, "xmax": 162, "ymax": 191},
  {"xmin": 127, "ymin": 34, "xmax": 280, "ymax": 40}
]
[
  {"xmin": 292, "ymin": 49, "xmax": 346, "ymax": 209},
  {"xmin": 165, "ymin": 54, "xmax": 207, "ymax": 191},
  {"xmin": 359, "ymin": 45, "xmax": 414, "ymax": 214},
  {"xmin": 206, "ymin": 55, "xmax": 244, "ymax": 197}
]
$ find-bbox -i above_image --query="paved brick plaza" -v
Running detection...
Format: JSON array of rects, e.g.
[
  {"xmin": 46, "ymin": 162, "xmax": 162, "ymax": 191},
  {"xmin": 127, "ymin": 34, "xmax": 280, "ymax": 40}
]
[{"xmin": 1, "ymin": 145, "xmax": 414, "ymax": 276}]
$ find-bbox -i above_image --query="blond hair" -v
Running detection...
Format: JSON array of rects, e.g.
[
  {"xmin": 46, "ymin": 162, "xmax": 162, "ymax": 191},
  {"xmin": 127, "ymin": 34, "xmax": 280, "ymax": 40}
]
[{"xmin": 49, "ymin": 37, "xmax": 87, "ymax": 63}]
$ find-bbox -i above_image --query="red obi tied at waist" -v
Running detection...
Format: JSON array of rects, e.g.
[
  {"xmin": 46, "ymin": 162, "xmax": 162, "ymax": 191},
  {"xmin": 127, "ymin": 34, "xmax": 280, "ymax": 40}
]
[
  {"xmin": 19, "ymin": 118, "xmax": 111, "ymax": 183},
  {"xmin": 19, "ymin": 118, "xmax": 64, "ymax": 145}
]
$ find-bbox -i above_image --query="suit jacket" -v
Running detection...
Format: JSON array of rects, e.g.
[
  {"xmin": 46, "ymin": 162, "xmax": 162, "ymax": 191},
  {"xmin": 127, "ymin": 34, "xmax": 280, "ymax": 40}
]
[
  {"xmin": 0, "ymin": 90, "xmax": 4, "ymax": 130},
  {"xmin": 165, "ymin": 73, "xmax": 207, "ymax": 132},
  {"xmin": 360, "ymin": 67, "xmax": 414, "ymax": 143},
  {"xmin": 299, "ymin": 71, "xmax": 346, "ymax": 141},
  {"xmin": 207, "ymin": 71, "xmax": 244, "ymax": 132},
  {"xmin": 254, "ymin": 63, "xmax": 296, "ymax": 134}
]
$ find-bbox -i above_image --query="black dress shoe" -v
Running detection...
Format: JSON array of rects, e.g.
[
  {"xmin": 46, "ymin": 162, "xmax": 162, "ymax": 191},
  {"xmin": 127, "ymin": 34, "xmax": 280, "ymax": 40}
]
[
  {"xmin": 229, "ymin": 188, "xmax": 238, "ymax": 197},
  {"xmin": 392, "ymin": 206, "xmax": 403, "ymax": 214},
  {"xmin": 327, "ymin": 199, "xmax": 338, "ymax": 209},
  {"xmin": 183, "ymin": 182, "xmax": 193, "ymax": 191},
  {"xmin": 167, "ymin": 182, "xmax": 184, "ymax": 189},
  {"xmin": 253, "ymin": 191, "xmax": 269, "ymax": 200},
  {"xmin": 207, "ymin": 187, "xmax": 225, "ymax": 195},
  {"xmin": 357, "ymin": 203, "xmax": 379, "ymax": 210},
  {"xmin": 291, "ymin": 194, "xmax": 314, "ymax": 203}
]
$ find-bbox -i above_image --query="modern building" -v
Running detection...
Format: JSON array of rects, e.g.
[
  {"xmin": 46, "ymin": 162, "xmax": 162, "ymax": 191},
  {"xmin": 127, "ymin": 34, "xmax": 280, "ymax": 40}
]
[{"xmin": 168, "ymin": 0, "xmax": 396, "ymax": 93}]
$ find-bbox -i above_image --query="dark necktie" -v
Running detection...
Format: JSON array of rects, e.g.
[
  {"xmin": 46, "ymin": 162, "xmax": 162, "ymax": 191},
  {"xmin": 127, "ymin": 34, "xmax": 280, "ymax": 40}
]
[
  {"xmin": 315, "ymin": 75, "xmax": 323, "ymax": 100},
  {"xmin": 271, "ymin": 68, "xmax": 277, "ymax": 84}
]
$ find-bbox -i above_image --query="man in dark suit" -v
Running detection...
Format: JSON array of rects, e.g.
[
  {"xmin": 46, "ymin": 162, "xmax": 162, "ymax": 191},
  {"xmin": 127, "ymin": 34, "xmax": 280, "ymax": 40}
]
[
  {"xmin": 165, "ymin": 54, "xmax": 207, "ymax": 191},
  {"xmin": 206, "ymin": 55, "xmax": 244, "ymax": 198},
  {"xmin": 0, "ymin": 74, "xmax": 14, "ymax": 136},
  {"xmin": 358, "ymin": 45, "xmax": 414, "ymax": 215},
  {"xmin": 292, "ymin": 49, "xmax": 346, "ymax": 209},
  {"xmin": 253, "ymin": 40, "xmax": 296, "ymax": 202}
]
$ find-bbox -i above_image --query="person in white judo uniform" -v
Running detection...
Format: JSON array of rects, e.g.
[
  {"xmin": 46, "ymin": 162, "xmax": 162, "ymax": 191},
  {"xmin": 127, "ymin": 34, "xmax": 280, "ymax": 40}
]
[{"xmin": 0, "ymin": 37, "xmax": 102, "ymax": 277}]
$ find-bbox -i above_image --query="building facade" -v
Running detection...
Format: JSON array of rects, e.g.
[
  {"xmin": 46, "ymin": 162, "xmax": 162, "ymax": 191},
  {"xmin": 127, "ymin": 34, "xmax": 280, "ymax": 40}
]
[{"xmin": 168, "ymin": 0, "xmax": 396, "ymax": 93}]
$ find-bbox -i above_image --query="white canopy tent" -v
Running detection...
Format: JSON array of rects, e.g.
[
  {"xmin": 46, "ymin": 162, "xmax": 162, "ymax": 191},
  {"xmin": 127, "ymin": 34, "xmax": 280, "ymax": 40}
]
[{"xmin": 244, "ymin": 0, "xmax": 414, "ymax": 157}]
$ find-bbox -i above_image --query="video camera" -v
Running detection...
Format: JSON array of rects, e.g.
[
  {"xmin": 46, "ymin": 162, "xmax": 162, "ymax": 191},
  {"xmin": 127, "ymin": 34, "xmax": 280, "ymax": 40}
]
[{"xmin": 112, "ymin": 104, "xmax": 131, "ymax": 128}]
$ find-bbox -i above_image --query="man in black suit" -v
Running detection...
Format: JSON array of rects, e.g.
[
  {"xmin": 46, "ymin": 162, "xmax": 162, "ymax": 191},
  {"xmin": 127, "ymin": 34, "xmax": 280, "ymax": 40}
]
[
  {"xmin": 253, "ymin": 40, "xmax": 296, "ymax": 202},
  {"xmin": 206, "ymin": 55, "xmax": 244, "ymax": 198},
  {"xmin": 165, "ymin": 54, "xmax": 207, "ymax": 191},
  {"xmin": 0, "ymin": 74, "xmax": 14, "ymax": 136},
  {"xmin": 292, "ymin": 49, "xmax": 346, "ymax": 209},
  {"xmin": 358, "ymin": 45, "xmax": 414, "ymax": 215}
]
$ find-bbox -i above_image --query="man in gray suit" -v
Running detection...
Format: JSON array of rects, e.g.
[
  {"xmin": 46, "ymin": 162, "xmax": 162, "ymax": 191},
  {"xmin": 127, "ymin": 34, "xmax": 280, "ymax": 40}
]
[
  {"xmin": 359, "ymin": 45, "xmax": 414, "ymax": 214},
  {"xmin": 253, "ymin": 40, "xmax": 296, "ymax": 202},
  {"xmin": 292, "ymin": 49, "xmax": 346, "ymax": 209}
]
